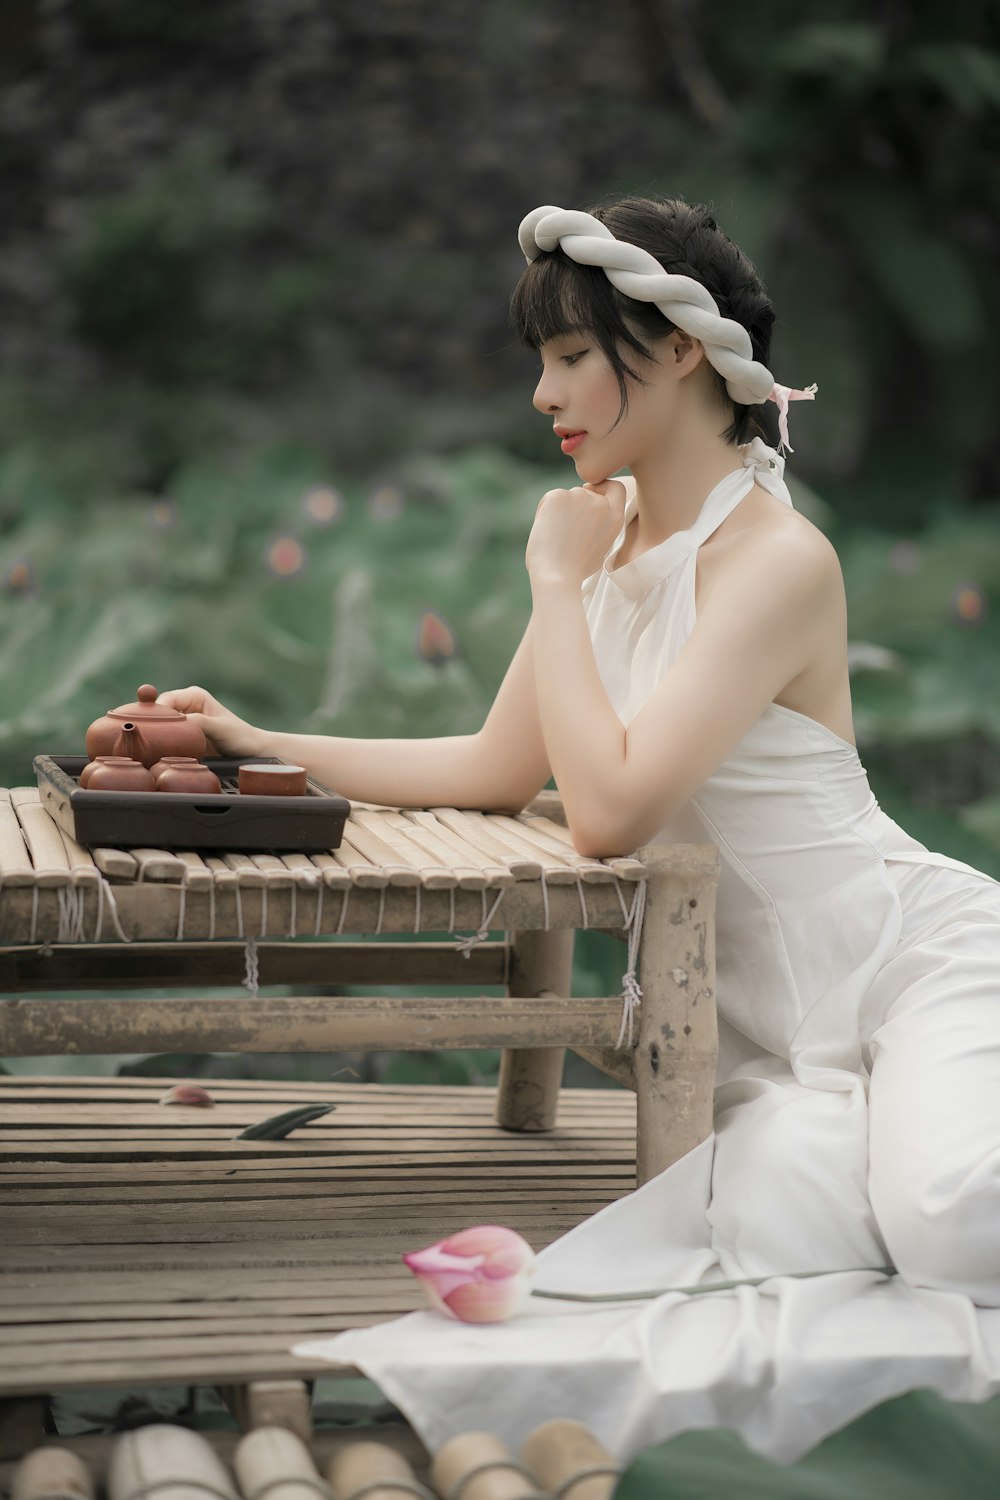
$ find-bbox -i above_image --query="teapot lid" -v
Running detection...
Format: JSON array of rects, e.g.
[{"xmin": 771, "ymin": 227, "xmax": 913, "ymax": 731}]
[{"xmin": 108, "ymin": 684, "xmax": 186, "ymax": 722}]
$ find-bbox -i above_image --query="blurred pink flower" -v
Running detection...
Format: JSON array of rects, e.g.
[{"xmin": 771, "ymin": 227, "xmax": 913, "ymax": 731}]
[
  {"xmin": 159, "ymin": 1083, "xmax": 215, "ymax": 1107},
  {"xmin": 265, "ymin": 535, "xmax": 307, "ymax": 577},
  {"xmin": 416, "ymin": 608, "xmax": 458, "ymax": 667},
  {"xmin": 403, "ymin": 1225, "xmax": 536, "ymax": 1323}
]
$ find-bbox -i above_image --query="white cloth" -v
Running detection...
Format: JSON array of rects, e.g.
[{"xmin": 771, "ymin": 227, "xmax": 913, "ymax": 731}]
[{"xmin": 294, "ymin": 439, "xmax": 1000, "ymax": 1463}]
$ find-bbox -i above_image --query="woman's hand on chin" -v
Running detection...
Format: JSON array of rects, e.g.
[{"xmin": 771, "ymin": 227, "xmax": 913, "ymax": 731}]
[
  {"xmin": 525, "ymin": 477, "xmax": 627, "ymax": 587},
  {"xmin": 156, "ymin": 685, "xmax": 267, "ymax": 759}
]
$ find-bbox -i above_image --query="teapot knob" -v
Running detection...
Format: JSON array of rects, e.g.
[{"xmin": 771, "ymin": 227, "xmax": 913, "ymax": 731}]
[{"xmin": 137, "ymin": 684, "xmax": 158, "ymax": 702}]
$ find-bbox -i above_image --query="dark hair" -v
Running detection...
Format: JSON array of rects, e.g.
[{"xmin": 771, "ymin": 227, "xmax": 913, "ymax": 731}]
[{"xmin": 510, "ymin": 195, "xmax": 776, "ymax": 446}]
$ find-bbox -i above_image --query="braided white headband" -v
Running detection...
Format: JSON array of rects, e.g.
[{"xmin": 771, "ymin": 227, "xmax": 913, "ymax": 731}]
[{"xmin": 518, "ymin": 204, "xmax": 817, "ymax": 452}]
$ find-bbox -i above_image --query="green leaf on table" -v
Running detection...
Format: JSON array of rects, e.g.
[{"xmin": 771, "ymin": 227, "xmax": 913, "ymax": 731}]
[{"xmin": 236, "ymin": 1103, "xmax": 336, "ymax": 1139}]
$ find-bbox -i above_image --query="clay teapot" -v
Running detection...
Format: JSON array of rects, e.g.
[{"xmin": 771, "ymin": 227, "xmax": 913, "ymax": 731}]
[{"xmin": 86, "ymin": 685, "xmax": 207, "ymax": 767}]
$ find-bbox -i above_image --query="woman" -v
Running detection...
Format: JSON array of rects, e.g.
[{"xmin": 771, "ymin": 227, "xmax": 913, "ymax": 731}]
[{"xmin": 162, "ymin": 196, "xmax": 1000, "ymax": 1462}]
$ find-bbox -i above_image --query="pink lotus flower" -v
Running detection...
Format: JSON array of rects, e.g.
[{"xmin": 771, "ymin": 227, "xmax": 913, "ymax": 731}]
[
  {"xmin": 159, "ymin": 1084, "xmax": 214, "ymax": 1107},
  {"xmin": 402, "ymin": 1225, "xmax": 537, "ymax": 1323}
]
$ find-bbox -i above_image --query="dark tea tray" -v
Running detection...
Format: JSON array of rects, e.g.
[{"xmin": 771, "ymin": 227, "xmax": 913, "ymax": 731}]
[{"xmin": 34, "ymin": 755, "xmax": 351, "ymax": 852}]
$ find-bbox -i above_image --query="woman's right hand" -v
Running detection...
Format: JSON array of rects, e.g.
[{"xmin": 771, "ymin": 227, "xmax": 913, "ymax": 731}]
[{"xmin": 156, "ymin": 685, "xmax": 268, "ymax": 759}]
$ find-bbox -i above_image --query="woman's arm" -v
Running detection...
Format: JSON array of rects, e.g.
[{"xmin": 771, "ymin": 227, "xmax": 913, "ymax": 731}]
[
  {"xmin": 157, "ymin": 625, "xmax": 553, "ymax": 815},
  {"xmin": 256, "ymin": 726, "xmax": 509, "ymax": 809},
  {"xmin": 532, "ymin": 526, "xmax": 839, "ymax": 857}
]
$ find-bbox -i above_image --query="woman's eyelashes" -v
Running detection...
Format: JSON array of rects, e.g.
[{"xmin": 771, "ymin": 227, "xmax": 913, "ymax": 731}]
[{"xmin": 562, "ymin": 349, "xmax": 589, "ymax": 366}]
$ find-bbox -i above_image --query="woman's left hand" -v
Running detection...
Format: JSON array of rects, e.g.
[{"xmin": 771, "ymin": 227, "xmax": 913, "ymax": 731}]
[{"xmin": 525, "ymin": 478, "xmax": 628, "ymax": 589}]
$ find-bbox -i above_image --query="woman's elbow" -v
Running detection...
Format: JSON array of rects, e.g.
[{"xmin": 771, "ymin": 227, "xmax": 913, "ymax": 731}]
[
  {"xmin": 572, "ymin": 801, "xmax": 672, "ymax": 858},
  {"xmin": 569, "ymin": 814, "xmax": 636, "ymax": 860}
]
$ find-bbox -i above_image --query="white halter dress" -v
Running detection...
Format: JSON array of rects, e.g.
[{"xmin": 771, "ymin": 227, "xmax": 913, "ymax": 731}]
[{"xmin": 295, "ymin": 438, "xmax": 1000, "ymax": 1464}]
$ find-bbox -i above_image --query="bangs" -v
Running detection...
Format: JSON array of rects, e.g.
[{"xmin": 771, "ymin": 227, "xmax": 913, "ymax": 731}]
[
  {"xmin": 509, "ymin": 244, "xmax": 667, "ymax": 429},
  {"xmin": 509, "ymin": 250, "xmax": 610, "ymax": 350}
]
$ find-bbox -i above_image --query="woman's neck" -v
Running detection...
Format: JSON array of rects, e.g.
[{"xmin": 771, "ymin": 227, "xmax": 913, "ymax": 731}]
[{"xmin": 628, "ymin": 416, "xmax": 744, "ymax": 547}]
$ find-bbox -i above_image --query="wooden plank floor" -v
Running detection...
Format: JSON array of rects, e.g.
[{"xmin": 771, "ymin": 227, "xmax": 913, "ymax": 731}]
[{"xmin": 0, "ymin": 1076, "xmax": 636, "ymax": 1396}]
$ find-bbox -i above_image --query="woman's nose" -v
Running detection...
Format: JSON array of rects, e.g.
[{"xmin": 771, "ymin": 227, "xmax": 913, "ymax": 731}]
[{"xmin": 532, "ymin": 368, "xmax": 561, "ymax": 415}]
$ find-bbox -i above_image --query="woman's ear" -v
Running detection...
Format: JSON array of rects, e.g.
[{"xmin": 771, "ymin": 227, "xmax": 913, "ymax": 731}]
[{"xmin": 672, "ymin": 330, "xmax": 705, "ymax": 375}]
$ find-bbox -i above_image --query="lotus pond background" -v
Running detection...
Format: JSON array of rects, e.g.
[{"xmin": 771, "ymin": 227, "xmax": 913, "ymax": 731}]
[{"xmin": 1, "ymin": 1, "xmax": 999, "ymax": 1489}]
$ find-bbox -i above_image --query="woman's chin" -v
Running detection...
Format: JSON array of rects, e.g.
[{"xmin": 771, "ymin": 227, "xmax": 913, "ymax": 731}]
[{"xmin": 574, "ymin": 458, "xmax": 607, "ymax": 486}]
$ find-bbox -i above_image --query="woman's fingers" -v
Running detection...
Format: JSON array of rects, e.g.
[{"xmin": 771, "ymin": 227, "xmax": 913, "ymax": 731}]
[
  {"xmin": 183, "ymin": 709, "xmax": 260, "ymax": 758},
  {"xmin": 155, "ymin": 688, "xmax": 263, "ymax": 757},
  {"xmin": 157, "ymin": 685, "xmax": 216, "ymax": 715}
]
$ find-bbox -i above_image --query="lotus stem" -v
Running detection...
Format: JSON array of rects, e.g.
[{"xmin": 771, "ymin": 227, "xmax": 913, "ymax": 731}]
[{"xmin": 532, "ymin": 1265, "xmax": 897, "ymax": 1303}]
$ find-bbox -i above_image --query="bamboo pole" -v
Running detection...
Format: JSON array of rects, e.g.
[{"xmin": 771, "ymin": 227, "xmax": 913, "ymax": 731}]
[
  {"xmin": 480, "ymin": 817, "xmax": 582, "ymax": 885},
  {"xmin": 351, "ymin": 811, "xmax": 459, "ymax": 889},
  {"xmin": 92, "ymin": 846, "xmax": 139, "ymax": 880},
  {"xmin": 520, "ymin": 1419, "xmax": 620, "ymax": 1500},
  {"xmin": 233, "ymin": 1426, "xmax": 323, "ymax": 1500},
  {"xmin": 428, "ymin": 809, "xmax": 542, "ymax": 878},
  {"xmin": 633, "ymin": 841, "xmax": 719, "ymax": 1185},
  {"xmin": 432, "ymin": 1431, "xmax": 541, "ymax": 1499},
  {"xmin": 327, "ymin": 1439, "xmax": 424, "ymax": 1500},
  {"xmin": 58, "ymin": 824, "xmax": 102, "ymax": 886},
  {"xmin": 0, "ymin": 992, "xmax": 623, "ymax": 1057},
  {"xmin": 496, "ymin": 928, "xmax": 575, "ymax": 1132},
  {"xmin": 334, "ymin": 819, "xmax": 423, "ymax": 886},
  {"xmin": 13, "ymin": 797, "xmax": 74, "ymax": 884},
  {"xmin": 248, "ymin": 853, "xmax": 296, "ymax": 887},
  {"xmin": 222, "ymin": 853, "xmax": 268, "ymax": 887},
  {"xmin": 403, "ymin": 811, "xmax": 514, "ymax": 886},
  {"xmin": 304, "ymin": 852, "xmax": 353, "ymax": 891},
  {"xmin": 328, "ymin": 835, "xmax": 392, "ymax": 888},
  {"xmin": 108, "ymin": 1423, "xmax": 238, "ymax": 1500},
  {"xmin": 500, "ymin": 815, "xmax": 612, "ymax": 884},
  {"xmin": 387, "ymin": 812, "xmax": 489, "ymax": 889},
  {"xmin": 129, "ymin": 848, "xmax": 188, "ymax": 883},
  {"xmin": 0, "ymin": 795, "xmax": 42, "ymax": 886},
  {"xmin": 11, "ymin": 1446, "xmax": 94, "ymax": 1500},
  {"xmin": 175, "ymin": 850, "xmax": 214, "ymax": 891}
]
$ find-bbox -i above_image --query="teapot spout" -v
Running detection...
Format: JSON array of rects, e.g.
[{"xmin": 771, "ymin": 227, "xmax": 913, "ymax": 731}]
[{"xmin": 112, "ymin": 721, "xmax": 154, "ymax": 767}]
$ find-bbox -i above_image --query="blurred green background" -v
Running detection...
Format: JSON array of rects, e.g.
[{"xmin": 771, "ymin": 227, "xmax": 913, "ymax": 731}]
[
  {"xmin": 2, "ymin": 1, "xmax": 1000, "ymax": 1482},
  {"xmin": 2, "ymin": 1, "xmax": 1000, "ymax": 1078}
]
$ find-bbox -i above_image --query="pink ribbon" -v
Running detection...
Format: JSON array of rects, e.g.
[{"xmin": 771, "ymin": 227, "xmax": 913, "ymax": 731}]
[{"xmin": 767, "ymin": 381, "xmax": 818, "ymax": 453}]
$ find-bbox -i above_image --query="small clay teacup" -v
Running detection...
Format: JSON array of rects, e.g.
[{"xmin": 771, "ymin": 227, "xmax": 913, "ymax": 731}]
[
  {"xmin": 155, "ymin": 763, "xmax": 223, "ymax": 795},
  {"xmin": 149, "ymin": 755, "xmax": 202, "ymax": 781},
  {"xmin": 86, "ymin": 759, "xmax": 157, "ymax": 793},
  {"xmin": 79, "ymin": 756, "xmax": 142, "ymax": 789},
  {"xmin": 238, "ymin": 763, "xmax": 308, "ymax": 797}
]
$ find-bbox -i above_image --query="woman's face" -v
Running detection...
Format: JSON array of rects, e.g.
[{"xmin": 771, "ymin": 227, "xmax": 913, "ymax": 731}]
[{"xmin": 531, "ymin": 331, "xmax": 679, "ymax": 484}]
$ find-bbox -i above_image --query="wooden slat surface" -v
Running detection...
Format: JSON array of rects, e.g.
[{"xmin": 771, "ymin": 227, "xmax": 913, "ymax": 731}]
[
  {"xmin": 0, "ymin": 784, "xmax": 657, "ymax": 943},
  {"xmin": 0, "ymin": 1076, "xmax": 635, "ymax": 1396},
  {"xmin": 3, "ymin": 787, "xmax": 647, "ymax": 888}
]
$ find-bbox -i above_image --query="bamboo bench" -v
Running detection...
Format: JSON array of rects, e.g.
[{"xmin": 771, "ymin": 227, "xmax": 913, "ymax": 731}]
[
  {"xmin": 0, "ymin": 784, "xmax": 720, "ymax": 1185},
  {"xmin": 0, "ymin": 1073, "xmax": 639, "ymax": 1448},
  {"xmin": 0, "ymin": 785, "xmax": 719, "ymax": 1448}
]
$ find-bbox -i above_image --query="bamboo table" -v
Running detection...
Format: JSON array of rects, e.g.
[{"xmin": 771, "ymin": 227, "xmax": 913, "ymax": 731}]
[{"xmin": 0, "ymin": 784, "xmax": 720, "ymax": 1184}]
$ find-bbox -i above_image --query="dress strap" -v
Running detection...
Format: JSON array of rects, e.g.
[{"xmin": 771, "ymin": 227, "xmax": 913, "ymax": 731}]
[
  {"xmin": 683, "ymin": 437, "xmax": 792, "ymax": 554},
  {"xmin": 739, "ymin": 437, "xmax": 794, "ymax": 506},
  {"xmin": 602, "ymin": 440, "xmax": 793, "ymax": 600}
]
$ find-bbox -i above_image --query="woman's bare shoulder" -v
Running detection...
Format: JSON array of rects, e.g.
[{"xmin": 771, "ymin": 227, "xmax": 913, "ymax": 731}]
[
  {"xmin": 698, "ymin": 488, "xmax": 842, "ymax": 614},
  {"xmin": 713, "ymin": 484, "xmax": 837, "ymax": 565}
]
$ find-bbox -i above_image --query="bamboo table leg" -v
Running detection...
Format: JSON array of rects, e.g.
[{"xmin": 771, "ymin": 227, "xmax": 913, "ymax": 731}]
[
  {"xmin": 495, "ymin": 927, "xmax": 574, "ymax": 1132},
  {"xmin": 633, "ymin": 842, "xmax": 719, "ymax": 1185}
]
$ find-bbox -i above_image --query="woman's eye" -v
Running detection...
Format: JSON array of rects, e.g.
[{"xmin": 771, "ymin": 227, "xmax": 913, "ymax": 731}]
[{"xmin": 562, "ymin": 350, "xmax": 588, "ymax": 366}]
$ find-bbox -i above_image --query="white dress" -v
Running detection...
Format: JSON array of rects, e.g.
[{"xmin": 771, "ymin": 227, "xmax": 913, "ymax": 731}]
[{"xmin": 295, "ymin": 438, "xmax": 1000, "ymax": 1463}]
